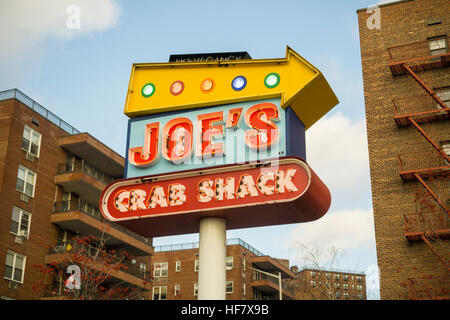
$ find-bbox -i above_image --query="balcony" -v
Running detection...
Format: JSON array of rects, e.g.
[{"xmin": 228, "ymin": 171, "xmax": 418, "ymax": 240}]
[
  {"xmin": 251, "ymin": 271, "xmax": 295, "ymax": 300},
  {"xmin": 59, "ymin": 133, "xmax": 124, "ymax": 178},
  {"xmin": 54, "ymin": 160, "xmax": 114, "ymax": 204},
  {"xmin": 393, "ymin": 94, "xmax": 449, "ymax": 127},
  {"xmin": 45, "ymin": 240, "xmax": 152, "ymax": 291},
  {"xmin": 403, "ymin": 211, "xmax": 450, "ymax": 241},
  {"xmin": 397, "ymin": 150, "xmax": 450, "ymax": 181},
  {"xmin": 52, "ymin": 200, "xmax": 153, "ymax": 256},
  {"xmin": 388, "ymin": 36, "xmax": 450, "ymax": 75},
  {"xmin": 249, "ymin": 255, "xmax": 295, "ymax": 300}
]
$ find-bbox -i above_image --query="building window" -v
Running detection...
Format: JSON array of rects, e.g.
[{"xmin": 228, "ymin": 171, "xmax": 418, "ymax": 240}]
[
  {"xmin": 436, "ymin": 88, "xmax": 450, "ymax": 108},
  {"xmin": 22, "ymin": 125, "xmax": 41, "ymax": 157},
  {"xmin": 334, "ymin": 274, "xmax": 340, "ymax": 281},
  {"xmin": 242, "ymin": 283, "xmax": 246, "ymax": 296},
  {"xmin": 343, "ymin": 283, "xmax": 349, "ymax": 290},
  {"xmin": 194, "ymin": 283, "xmax": 198, "ymax": 296},
  {"xmin": 16, "ymin": 166, "xmax": 36, "ymax": 197},
  {"xmin": 10, "ymin": 207, "xmax": 31, "ymax": 238},
  {"xmin": 356, "ymin": 276, "xmax": 362, "ymax": 283},
  {"xmin": 194, "ymin": 259, "xmax": 199, "ymax": 272},
  {"xmin": 325, "ymin": 272, "xmax": 331, "ymax": 279},
  {"xmin": 226, "ymin": 281, "xmax": 233, "ymax": 294},
  {"xmin": 153, "ymin": 262, "xmax": 168, "ymax": 278},
  {"xmin": 310, "ymin": 280, "xmax": 316, "ymax": 287},
  {"xmin": 440, "ymin": 141, "xmax": 450, "ymax": 156},
  {"xmin": 152, "ymin": 286, "xmax": 167, "ymax": 300},
  {"xmin": 429, "ymin": 37, "xmax": 447, "ymax": 56},
  {"xmin": 335, "ymin": 291, "xmax": 341, "ymax": 299},
  {"xmin": 225, "ymin": 257, "xmax": 233, "ymax": 270},
  {"xmin": 175, "ymin": 260, "xmax": 181, "ymax": 272},
  {"xmin": 343, "ymin": 275, "xmax": 348, "ymax": 281},
  {"xmin": 4, "ymin": 251, "xmax": 26, "ymax": 283},
  {"xmin": 357, "ymin": 293, "xmax": 364, "ymax": 300},
  {"xmin": 139, "ymin": 262, "xmax": 147, "ymax": 277},
  {"xmin": 174, "ymin": 284, "xmax": 180, "ymax": 297},
  {"xmin": 343, "ymin": 292, "xmax": 349, "ymax": 299},
  {"xmin": 334, "ymin": 282, "xmax": 341, "ymax": 289},
  {"xmin": 310, "ymin": 271, "xmax": 315, "ymax": 278},
  {"xmin": 357, "ymin": 285, "xmax": 363, "ymax": 291}
]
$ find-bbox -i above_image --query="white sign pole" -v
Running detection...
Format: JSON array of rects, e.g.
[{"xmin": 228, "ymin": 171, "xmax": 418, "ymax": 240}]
[{"xmin": 198, "ymin": 217, "xmax": 226, "ymax": 300}]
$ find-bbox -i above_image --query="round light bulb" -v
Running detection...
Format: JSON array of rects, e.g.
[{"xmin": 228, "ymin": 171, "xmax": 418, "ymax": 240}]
[
  {"xmin": 231, "ymin": 76, "xmax": 247, "ymax": 91},
  {"xmin": 141, "ymin": 83, "xmax": 155, "ymax": 97}
]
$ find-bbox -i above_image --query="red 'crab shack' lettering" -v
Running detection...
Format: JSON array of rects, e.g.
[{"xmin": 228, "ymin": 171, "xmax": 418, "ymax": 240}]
[{"xmin": 113, "ymin": 169, "xmax": 298, "ymax": 212}]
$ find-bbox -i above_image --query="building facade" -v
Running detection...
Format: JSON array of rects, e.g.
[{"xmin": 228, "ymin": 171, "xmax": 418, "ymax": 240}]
[
  {"xmin": 291, "ymin": 267, "xmax": 366, "ymax": 300},
  {"xmin": 357, "ymin": 0, "xmax": 449, "ymax": 299},
  {"xmin": 0, "ymin": 89, "xmax": 154, "ymax": 300},
  {"xmin": 151, "ymin": 238, "xmax": 296, "ymax": 300}
]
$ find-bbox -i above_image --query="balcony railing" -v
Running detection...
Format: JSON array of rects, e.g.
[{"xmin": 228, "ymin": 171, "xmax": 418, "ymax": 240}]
[
  {"xmin": 403, "ymin": 211, "xmax": 450, "ymax": 236},
  {"xmin": 57, "ymin": 159, "xmax": 115, "ymax": 185},
  {"xmin": 388, "ymin": 36, "xmax": 450, "ymax": 64},
  {"xmin": 393, "ymin": 94, "xmax": 449, "ymax": 118},
  {"xmin": 53, "ymin": 200, "xmax": 151, "ymax": 246},
  {"xmin": 398, "ymin": 150, "xmax": 450, "ymax": 176},
  {"xmin": 0, "ymin": 89, "xmax": 81, "ymax": 135},
  {"xmin": 154, "ymin": 238, "xmax": 264, "ymax": 256},
  {"xmin": 48, "ymin": 240, "xmax": 151, "ymax": 280},
  {"xmin": 252, "ymin": 271, "xmax": 295, "ymax": 296}
]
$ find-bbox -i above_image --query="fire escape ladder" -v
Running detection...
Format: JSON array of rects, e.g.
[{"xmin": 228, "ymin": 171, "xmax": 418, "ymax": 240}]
[
  {"xmin": 413, "ymin": 173, "xmax": 449, "ymax": 215},
  {"xmin": 407, "ymin": 117, "xmax": 450, "ymax": 163},
  {"xmin": 419, "ymin": 234, "xmax": 450, "ymax": 273},
  {"xmin": 402, "ymin": 63, "xmax": 449, "ymax": 110}
]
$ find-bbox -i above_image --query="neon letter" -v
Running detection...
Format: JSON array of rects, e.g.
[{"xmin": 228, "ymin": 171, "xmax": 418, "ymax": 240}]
[
  {"xmin": 275, "ymin": 169, "xmax": 298, "ymax": 193},
  {"xmin": 162, "ymin": 118, "xmax": 193, "ymax": 164},
  {"xmin": 196, "ymin": 112, "xmax": 224, "ymax": 158},
  {"xmin": 129, "ymin": 122, "xmax": 160, "ymax": 167},
  {"xmin": 244, "ymin": 103, "xmax": 280, "ymax": 150}
]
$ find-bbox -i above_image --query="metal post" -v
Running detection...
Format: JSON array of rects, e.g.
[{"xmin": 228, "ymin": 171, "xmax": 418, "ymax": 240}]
[
  {"xmin": 198, "ymin": 217, "xmax": 226, "ymax": 300},
  {"xmin": 278, "ymin": 272, "xmax": 282, "ymax": 300}
]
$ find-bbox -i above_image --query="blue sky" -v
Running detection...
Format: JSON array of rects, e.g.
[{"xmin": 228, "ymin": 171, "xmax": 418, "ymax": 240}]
[{"xmin": 1, "ymin": 0, "xmax": 394, "ymax": 299}]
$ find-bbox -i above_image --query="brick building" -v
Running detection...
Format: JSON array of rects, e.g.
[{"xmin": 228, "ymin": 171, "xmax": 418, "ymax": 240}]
[
  {"xmin": 0, "ymin": 89, "xmax": 154, "ymax": 300},
  {"xmin": 290, "ymin": 267, "xmax": 366, "ymax": 300},
  {"xmin": 151, "ymin": 238, "xmax": 295, "ymax": 300},
  {"xmin": 357, "ymin": 0, "xmax": 449, "ymax": 299}
]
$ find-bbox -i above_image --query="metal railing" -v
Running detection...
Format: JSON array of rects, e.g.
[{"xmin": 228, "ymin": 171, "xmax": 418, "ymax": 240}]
[
  {"xmin": 53, "ymin": 200, "xmax": 151, "ymax": 246},
  {"xmin": 403, "ymin": 211, "xmax": 450, "ymax": 235},
  {"xmin": 154, "ymin": 238, "xmax": 264, "ymax": 256},
  {"xmin": 57, "ymin": 159, "xmax": 115, "ymax": 185},
  {"xmin": 393, "ymin": 94, "xmax": 449, "ymax": 117},
  {"xmin": 48, "ymin": 240, "xmax": 151, "ymax": 280},
  {"xmin": 252, "ymin": 271, "xmax": 295, "ymax": 295},
  {"xmin": 398, "ymin": 150, "xmax": 450, "ymax": 173},
  {"xmin": 387, "ymin": 36, "xmax": 450, "ymax": 64},
  {"xmin": 0, "ymin": 89, "xmax": 81, "ymax": 135}
]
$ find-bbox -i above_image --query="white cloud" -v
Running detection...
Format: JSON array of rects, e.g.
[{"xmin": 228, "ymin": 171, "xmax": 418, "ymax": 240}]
[
  {"xmin": 288, "ymin": 209, "xmax": 375, "ymax": 255},
  {"xmin": 305, "ymin": 112, "xmax": 370, "ymax": 204},
  {"xmin": 0, "ymin": 0, "xmax": 120, "ymax": 62}
]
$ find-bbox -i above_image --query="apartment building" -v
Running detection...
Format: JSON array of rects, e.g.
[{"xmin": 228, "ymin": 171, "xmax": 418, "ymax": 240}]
[
  {"xmin": 291, "ymin": 267, "xmax": 367, "ymax": 300},
  {"xmin": 151, "ymin": 238, "xmax": 295, "ymax": 300},
  {"xmin": 357, "ymin": 0, "xmax": 449, "ymax": 299},
  {"xmin": 0, "ymin": 89, "xmax": 154, "ymax": 300}
]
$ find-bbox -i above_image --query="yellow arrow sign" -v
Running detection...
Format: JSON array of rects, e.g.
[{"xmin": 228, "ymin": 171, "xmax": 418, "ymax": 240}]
[{"xmin": 124, "ymin": 46, "xmax": 338, "ymax": 129}]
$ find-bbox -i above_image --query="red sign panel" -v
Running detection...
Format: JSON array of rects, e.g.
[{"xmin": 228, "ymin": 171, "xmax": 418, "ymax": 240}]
[{"xmin": 100, "ymin": 157, "xmax": 331, "ymax": 237}]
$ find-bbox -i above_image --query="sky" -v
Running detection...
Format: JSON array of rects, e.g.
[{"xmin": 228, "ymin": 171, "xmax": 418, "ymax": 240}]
[{"xmin": 0, "ymin": 0, "xmax": 401, "ymax": 300}]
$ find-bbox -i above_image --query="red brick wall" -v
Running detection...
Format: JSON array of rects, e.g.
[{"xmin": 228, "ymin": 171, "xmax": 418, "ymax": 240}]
[
  {"xmin": 0, "ymin": 99, "xmax": 67, "ymax": 299},
  {"xmin": 357, "ymin": 0, "xmax": 450, "ymax": 299}
]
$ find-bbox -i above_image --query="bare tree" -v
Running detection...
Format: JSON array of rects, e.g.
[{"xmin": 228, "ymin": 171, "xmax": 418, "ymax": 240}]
[{"xmin": 289, "ymin": 241, "xmax": 364, "ymax": 300}]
